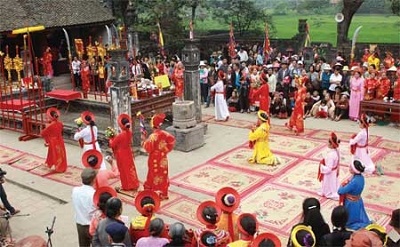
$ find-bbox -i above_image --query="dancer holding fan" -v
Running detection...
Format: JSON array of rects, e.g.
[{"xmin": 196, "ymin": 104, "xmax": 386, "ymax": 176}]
[{"xmin": 74, "ymin": 111, "xmax": 106, "ymax": 170}]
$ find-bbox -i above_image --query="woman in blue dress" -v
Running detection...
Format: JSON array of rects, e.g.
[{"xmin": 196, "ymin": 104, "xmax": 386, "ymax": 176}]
[{"xmin": 338, "ymin": 160, "xmax": 371, "ymax": 230}]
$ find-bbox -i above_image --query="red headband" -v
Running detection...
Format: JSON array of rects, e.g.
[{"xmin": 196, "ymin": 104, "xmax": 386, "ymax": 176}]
[
  {"xmin": 329, "ymin": 132, "xmax": 339, "ymax": 148},
  {"xmin": 360, "ymin": 114, "xmax": 369, "ymax": 128}
]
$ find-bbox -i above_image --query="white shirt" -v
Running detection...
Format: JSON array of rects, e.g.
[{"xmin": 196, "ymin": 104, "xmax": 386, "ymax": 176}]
[
  {"xmin": 238, "ymin": 50, "xmax": 248, "ymax": 62},
  {"xmin": 72, "ymin": 60, "xmax": 81, "ymax": 74},
  {"xmin": 131, "ymin": 64, "xmax": 142, "ymax": 77},
  {"xmin": 329, "ymin": 73, "xmax": 342, "ymax": 91},
  {"xmin": 74, "ymin": 125, "xmax": 106, "ymax": 170},
  {"xmin": 72, "ymin": 185, "xmax": 96, "ymax": 225},
  {"xmin": 267, "ymin": 73, "xmax": 277, "ymax": 93}
]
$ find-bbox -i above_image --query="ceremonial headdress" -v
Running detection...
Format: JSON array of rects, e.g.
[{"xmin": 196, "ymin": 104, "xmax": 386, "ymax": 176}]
[
  {"xmin": 81, "ymin": 111, "xmax": 95, "ymax": 125},
  {"xmin": 199, "ymin": 230, "xmax": 217, "ymax": 247},
  {"xmin": 329, "ymin": 132, "xmax": 340, "ymax": 149},
  {"xmin": 218, "ymin": 70, "xmax": 225, "ymax": 80},
  {"xmin": 118, "ymin": 113, "xmax": 131, "ymax": 131},
  {"xmin": 215, "ymin": 187, "xmax": 240, "ymax": 213},
  {"xmin": 237, "ymin": 213, "xmax": 258, "ymax": 237},
  {"xmin": 196, "ymin": 201, "xmax": 221, "ymax": 226},
  {"xmin": 290, "ymin": 224, "xmax": 316, "ymax": 247},
  {"xmin": 365, "ymin": 223, "xmax": 388, "ymax": 246},
  {"xmin": 134, "ymin": 190, "xmax": 160, "ymax": 216},
  {"xmin": 252, "ymin": 232, "xmax": 281, "ymax": 247},
  {"xmin": 82, "ymin": 149, "xmax": 103, "ymax": 169},
  {"xmin": 359, "ymin": 113, "xmax": 369, "ymax": 128},
  {"xmin": 151, "ymin": 113, "xmax": 166, "ymax": 129},
  {"xmin": 93, "ymin": 186, "xmax": 117, "ymax": 206},
  {"xmin": 350, "ymin": 159, "xmax": 365, "ymax": 174},
  {"xmin": 46, "ymin": 107, "xmax": 60, "ymax": 121},
  {"xmin": 257, "ymin": 110, "xmax": 269, "ymax": 123}
]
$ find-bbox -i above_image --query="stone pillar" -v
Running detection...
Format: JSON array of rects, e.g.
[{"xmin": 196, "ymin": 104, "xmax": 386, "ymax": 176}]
[
  {"xmin": 182, "ymin": 39, "xmax": 201, "ymax": 122},
  {"xmin": 108, "ymin": 49, "xmax": 131, "ymax": 133}
]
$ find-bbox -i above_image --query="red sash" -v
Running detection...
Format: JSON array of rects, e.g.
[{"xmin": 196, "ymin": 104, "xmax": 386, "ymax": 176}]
[
  {"xmin": 317, "ymin": 149, "xmax": 340, "ymax": 182},
  {"xmin": 339, "ymin": 179, "xmax": 350, "ymax": 205}
]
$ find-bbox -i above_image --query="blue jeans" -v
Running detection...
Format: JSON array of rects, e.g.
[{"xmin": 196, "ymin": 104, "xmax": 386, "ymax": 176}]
[{"xmin": 0, "ymin": 183, "xmax": 16, "ymax": 214}]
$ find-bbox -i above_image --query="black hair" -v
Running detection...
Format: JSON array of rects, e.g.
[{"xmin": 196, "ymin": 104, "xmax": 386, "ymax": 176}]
[
  {"xmin": 295, "ymin": 230, "xmax": 315, "ymax": 247},
  {"xmin": 50, "ymin": 111, "xmax": 58, "ymax": 119},
  {"xmin": 201, "ymin": 231, "xmax": 217, "ymax": 247},
  {"xmin": 302, "ymin": 198, "xmax": 327, "ymax": 229},
  {"xmin": 105, "ymin": 197, "xmax": 122, "ymax": 218},
  {"xmin": 87, "ymin": 155, "xmax": 98, "ymax": 167},
  {"xmin": 140, "ymin": 196, "xmax": 155, "ymax": 207},
  {"xmin": 329, "ymin": 135, "xmax": 341, "ymax": 146},
  {"xmin": 331, "ymin": 206, "xmax": 348, "ymax": 229},
  {"xmin": 259, "ymin": 239, "xmax": 277, "ymax": 247},
  {"xmin": 353, "ymin": 160, "xmax": 365, "ymax": 173},
  {"xmin": 260, "ymin": 112, "xmax": 269, "ymax": 122},
  {"xmin": 370, "ymin": 64, "xmax": 376, "ymax": 70},
  {"xmin": 202, "ymin": 206, "xmax": 218, "ymax": 224},
  {"xmin": 85, "ymin": 115, "xmax": 96, "ymax": 126},
  {"xmin": 121, "ymin": 118, "xmax": 130, "ymax": 129},
  {"xmin": 98, "ymin": 192, "xmax": 112, "ymax": 213},
  {"xmin": 149, "ymin": 218, "xmax": 165, "ymax": 237},
  {"xmin": 240, "ymin": 215, "xmax": 257, "ymax": 236},
  {"xmin": 169, "ymin": 222, "xmax": 186, "ymax": 245},
  {"xmin": 110, "ymin": 230, "xmax": 125, "ymax": 243}
]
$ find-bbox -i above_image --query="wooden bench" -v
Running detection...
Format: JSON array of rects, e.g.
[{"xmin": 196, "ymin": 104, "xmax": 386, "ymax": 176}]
[{"xmin": 360, "ymin": 99, "xmax": 400, "ymax": 117}]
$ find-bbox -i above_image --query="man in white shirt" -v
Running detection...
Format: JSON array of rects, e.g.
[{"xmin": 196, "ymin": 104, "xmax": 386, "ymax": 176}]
[
  {"xmin": 131, "ymin": 59, "xmax": 142, "ymax": 79},
  {"xmin": 72, "ymin": 168, "xmax": 97, "ymax": 247},
  {"xmin": 72, "ymin": 56, "xmax": 81, "ymax": 89},
  {"xmin": 329, "ymin": 68, "xmax": 343, "ymax": 95},
  {"xmin": 237, "ymin": 47, "xmax": 249, "ymax": 63}
]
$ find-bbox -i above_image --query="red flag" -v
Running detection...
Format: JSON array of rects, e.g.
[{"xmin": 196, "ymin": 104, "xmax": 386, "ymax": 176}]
[
  {"xmin": 263, "ymin": 23, "xmax": 271, "ymax": 61},
  {"xmin": 228, "ymin": 23, "xmax": 236, "ymax": 58}
]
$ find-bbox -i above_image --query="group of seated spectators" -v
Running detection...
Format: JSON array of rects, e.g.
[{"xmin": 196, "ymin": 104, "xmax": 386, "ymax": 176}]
[{"xmin": 73, "ymin": 167, "xmax": 400, "ymax": 246}]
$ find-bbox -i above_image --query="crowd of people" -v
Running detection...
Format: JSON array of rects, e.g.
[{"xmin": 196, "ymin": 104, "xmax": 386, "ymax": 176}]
[
  {"xmin": 198, "ymin": 45, "xmax": 400, "ymax": 127},
  {"xmin": 30, "ymin": 41, "xmax": 400, "ymax": 246},
  {"xmin": 70, "ymin": 164, "xmax": 400, "ymax": 247}
]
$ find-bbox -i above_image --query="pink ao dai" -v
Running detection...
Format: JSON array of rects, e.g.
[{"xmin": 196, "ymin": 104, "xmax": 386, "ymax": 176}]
[{"xmin": 319, "ymin": 148, "xmax": 340, "ymax": 200}]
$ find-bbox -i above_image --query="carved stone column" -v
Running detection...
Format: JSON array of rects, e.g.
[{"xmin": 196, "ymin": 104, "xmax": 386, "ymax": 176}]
[{"xmin": 108, "ymin": 49, "xmax": 131, "ymax": 133}]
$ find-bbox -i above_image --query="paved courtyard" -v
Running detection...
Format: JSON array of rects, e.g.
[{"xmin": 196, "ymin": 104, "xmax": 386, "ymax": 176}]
[{"xmin": 0, "ymin": 106, "xmax": 399, "ymax": 245}]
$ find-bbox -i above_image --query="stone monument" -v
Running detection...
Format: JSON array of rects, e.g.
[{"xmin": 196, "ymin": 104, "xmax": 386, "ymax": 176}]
[
  {"xmin": 108, "ymin": 48, "xmax": 131, "ymax": 133},
  {"xmin": 182, "ymin": 39, "xmax": 201, "ymax": 122},
  {"xmin": 166, "ymin": 39, "xmax": 205, "ymax": 152}
]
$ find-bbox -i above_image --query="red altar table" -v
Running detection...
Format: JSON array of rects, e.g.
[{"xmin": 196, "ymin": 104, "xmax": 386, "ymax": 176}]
[
  {"xmin": 0, "ymin": 99, "xmax": 37, "ymax": 112},
  {"xmin": 46, "ymin": 90, "xmax": 82, "ymax": 113},
  {"xmin": 46, "ymin": 89, "xmax": 82, "ymax": 102}
]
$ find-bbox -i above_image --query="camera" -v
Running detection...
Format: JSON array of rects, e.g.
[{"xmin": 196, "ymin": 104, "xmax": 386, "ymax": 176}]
[{"xmin": 0, "ymin": 168, "xmax": 7, "ymax": 178}]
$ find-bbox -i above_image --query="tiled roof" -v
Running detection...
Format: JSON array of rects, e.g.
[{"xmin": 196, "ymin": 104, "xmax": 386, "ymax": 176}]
[{"xmin": 0, "ymin": 0, "xmax": 114, "ymax": 33}]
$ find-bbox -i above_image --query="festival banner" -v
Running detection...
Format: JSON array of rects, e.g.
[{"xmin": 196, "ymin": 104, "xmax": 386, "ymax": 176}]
[
  {"xmin": 157, "ymin": 22, "xmax": 165, "ymax": 56},
  {"xmin": 304, "ymin": 23, "xmax": 311, "ymax": 48},
  {"xmin": 263, "ymin": 23, "xmax": 271, "ymax": 61},
  {"xmin": 228, "ymin": 23, "xmax": 236, "ymax": 58}
]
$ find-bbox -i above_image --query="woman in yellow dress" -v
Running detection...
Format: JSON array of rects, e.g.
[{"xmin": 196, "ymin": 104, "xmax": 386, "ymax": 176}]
[{"xmin": 248, "ymin": 110, "xmax": 280, "ymax": 165}]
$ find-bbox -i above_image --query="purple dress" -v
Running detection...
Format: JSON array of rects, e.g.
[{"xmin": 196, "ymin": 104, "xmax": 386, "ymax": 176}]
[{"xmin": 349, "ymin": 77, "xmax": 364, "ymax": 120}]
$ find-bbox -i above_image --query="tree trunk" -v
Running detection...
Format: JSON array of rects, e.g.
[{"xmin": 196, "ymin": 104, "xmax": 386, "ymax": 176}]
[{"xmin": 336, "ymin": 0, "xmax": 364, "ymax": 48}]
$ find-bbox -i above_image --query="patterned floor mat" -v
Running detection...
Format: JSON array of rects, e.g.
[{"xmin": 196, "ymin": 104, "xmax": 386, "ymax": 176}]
[
  {"xmin": 375, "ymin": 139, "xmax": 400, "ymax": 152},
  {"xmin": 171, "ymin": 163, "xmax": 268, "ymax": 197},
  {"xmin": 271, "ymin": 160, "xmax": 352, "ymax": 195},
  {"xmin": 158, "ymin": 197, "xmax": 203, "ymax": 229},
  {"xmin": 8, "ymin": 153, "xmax": 45, "ymax": 171},
  {"xmin": 374, "ymin": 151, "xmax": 400, "ymax": 175},
  {"xmin": 0, "ymin": 145, "xmax": 25, "ymax": 164},
  {"xmin": 306, "ymin": 129, "xmax": 381, "ymax": 144},
  {"xmin": 44, "ymin": 166, "xmax": 85, "ymax": 186},
  {"xmin": 211, "ymin": 145, "xmax": 299, "ymax": 176}
]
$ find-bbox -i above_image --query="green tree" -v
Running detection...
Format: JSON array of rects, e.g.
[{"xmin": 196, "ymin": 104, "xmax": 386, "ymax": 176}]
[
  {"xmin": 336, "ymin": 0, "xmax": 365, "ymax": 48},
  {"xmin": 388, "ymin": 0, "xmax": 400, "ymax": 15},
  {"xmin": 212, "ymin": 0, "xmax": 274, "ymax": 36}
]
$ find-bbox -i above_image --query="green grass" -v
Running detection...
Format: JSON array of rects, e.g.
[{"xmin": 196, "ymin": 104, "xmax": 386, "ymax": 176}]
[{"xmin": 196, "ymin": 14, "xmax": 400, "ymax": 45}]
